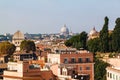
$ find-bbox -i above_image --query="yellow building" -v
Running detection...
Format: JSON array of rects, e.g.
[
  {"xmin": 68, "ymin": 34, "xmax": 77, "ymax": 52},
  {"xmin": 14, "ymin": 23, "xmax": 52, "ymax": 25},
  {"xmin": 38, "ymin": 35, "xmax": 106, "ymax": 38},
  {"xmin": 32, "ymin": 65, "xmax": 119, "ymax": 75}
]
[{"xmin": 88, "ymin": 27, "xmax": 99, "ymax": 40}]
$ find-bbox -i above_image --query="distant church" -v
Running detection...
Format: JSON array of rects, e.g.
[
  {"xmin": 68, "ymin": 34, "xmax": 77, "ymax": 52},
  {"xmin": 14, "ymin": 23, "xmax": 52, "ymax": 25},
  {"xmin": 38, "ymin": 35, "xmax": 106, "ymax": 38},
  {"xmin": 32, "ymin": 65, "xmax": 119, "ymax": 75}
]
[
  {"xmin": 12, "ymin": 30, "xmax": 25, "ymax": 51},
  {"xmin": 60, "ymin": 24, "xmax": 73, "ymax": 38},
  {"xmin": 88, "ymin": 27, "xmax": 99, "ymax": 40}
]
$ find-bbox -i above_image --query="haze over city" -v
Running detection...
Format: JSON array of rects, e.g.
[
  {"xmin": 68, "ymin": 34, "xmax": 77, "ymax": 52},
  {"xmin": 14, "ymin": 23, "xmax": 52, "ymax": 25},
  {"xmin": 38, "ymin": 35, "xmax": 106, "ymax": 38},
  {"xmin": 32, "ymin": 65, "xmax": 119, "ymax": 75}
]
[{"xmin": 0, "ymin": 0, "xmax": 120, "ymax": 34}]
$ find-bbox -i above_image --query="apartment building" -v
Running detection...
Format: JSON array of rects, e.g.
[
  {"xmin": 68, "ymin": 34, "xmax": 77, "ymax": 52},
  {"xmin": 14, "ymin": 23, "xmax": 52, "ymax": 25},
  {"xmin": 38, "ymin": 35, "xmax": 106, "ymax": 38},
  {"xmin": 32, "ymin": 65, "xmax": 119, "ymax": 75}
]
[
  {"xmin": 106, "ymin": 58, "xmax": 120, "ymax": 80},
  {"xmin": 3, "ymin": 60, "xmax": 57, "ymax": 80},
  {"xmin": 48, "ymin": 50, "xmax": 94, "ymax": 80}
]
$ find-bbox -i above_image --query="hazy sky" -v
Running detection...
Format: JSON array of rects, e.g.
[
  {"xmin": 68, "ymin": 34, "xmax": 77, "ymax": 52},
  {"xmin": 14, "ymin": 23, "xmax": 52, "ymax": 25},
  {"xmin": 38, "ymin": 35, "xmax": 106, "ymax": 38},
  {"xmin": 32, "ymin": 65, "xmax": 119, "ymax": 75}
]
[{"xmin": 0, "ymin": 0, "xmax": 120, "ymax": 34}]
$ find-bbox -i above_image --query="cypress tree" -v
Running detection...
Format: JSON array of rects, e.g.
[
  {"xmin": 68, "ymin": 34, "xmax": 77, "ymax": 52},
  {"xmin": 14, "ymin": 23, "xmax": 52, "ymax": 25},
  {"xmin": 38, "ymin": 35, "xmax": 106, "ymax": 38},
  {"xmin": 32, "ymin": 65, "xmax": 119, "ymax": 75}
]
[
  {"xmin": 99, "ymin": 17, "xmax": 109, "ymax": 52},
  {"xmin": 79, "ymin": 31, "xmax": 88, "ymax": 49},
  {"xmin": 112, "ymin": 18, "xmax": 120, "ymax": 52}
]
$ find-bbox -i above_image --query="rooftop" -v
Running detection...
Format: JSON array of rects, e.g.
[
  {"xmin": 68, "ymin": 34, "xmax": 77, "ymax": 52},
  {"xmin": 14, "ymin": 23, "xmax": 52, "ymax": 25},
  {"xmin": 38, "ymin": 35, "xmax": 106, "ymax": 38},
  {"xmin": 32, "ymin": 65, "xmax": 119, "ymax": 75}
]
[{"xmin": 106, "ymin": 67, "xmax": 120, "ymax": 73}]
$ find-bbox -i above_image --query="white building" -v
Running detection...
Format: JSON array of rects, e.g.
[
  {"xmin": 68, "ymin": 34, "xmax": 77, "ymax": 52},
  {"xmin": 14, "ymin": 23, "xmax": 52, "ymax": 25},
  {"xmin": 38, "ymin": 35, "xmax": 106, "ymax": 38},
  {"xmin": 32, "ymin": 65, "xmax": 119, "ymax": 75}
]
[
  {"xmin": 48, "ymin": 54, "xmax": 60, "ymax": 64},
  {"xmin": 106, "ymin": 67, "xmax": 120, "ymax": 80},
  {"xmin": 106, "ymin": 58, "xmax": 120, "ymax": 80},
  {"xmin": 3, "ymin": 61, "xmax": 41, "ymax": 80}
]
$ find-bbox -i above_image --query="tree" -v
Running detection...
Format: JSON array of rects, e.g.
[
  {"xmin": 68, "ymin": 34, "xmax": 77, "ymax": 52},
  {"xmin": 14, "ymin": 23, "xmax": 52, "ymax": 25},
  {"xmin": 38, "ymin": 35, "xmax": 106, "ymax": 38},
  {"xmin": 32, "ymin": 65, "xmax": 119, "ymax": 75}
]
[
  {"xmin": 0, "ymin": 41, "xmax": 16, "ymax": 55},
  {"xmin": 108, "ymin": 33, "xmax": 113, "ymax": 52},
  {"xmin": 65, "ymin": 31, "xmax": 88, "ymax": 50},
  {"xmin": 94, "ymin": 58, "xmax": 109, "ymax": 80},
  {"xmin": 79, "ymin": 31, "xmax": 88, "ymax": 49},
  {"xmin": 87, "ymin": 38, "xmax": 100, "ymax": 53},
  {"xmin": 112, "ymin": 18, "xmax": 120, "ymax": 52},
  {"xmin": 20, "ymin": 40, "xmax": 36, "ymax": 53},
  {"xmin": 99, "ymin": 16, "xmax": 109, "ymax": 52}
]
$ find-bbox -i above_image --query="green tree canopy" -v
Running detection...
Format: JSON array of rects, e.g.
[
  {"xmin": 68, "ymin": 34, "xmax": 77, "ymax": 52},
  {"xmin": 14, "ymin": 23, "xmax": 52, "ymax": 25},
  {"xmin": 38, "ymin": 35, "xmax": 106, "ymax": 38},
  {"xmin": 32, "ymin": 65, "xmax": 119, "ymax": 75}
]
[
  {"xmin": 0, "ymin": 41, "xmax": 16, "ymax": 55},
  {"xmin": 108, "ymin": 33, "xmax": 113, "ymax": 52},
  {"xmin": 99, "ymin": 16, "xmax": 109, "ymax": 52},
  {"xmin": 94, "ymin": 58, "xmax": 109, "ymax": 80},
  {"xmin": 112, "ymin": 18, "xmax": 120, "ymax": 52},
  {"xmin": 87, "ymin": 38, "xmax": 100, "ymax": 53},
  {"xmin": 65, "ymin": 31, "xmax": 87, "ymax": 50},
  {"xmin": 20, "ymin": 40, "xmax": 36, "ymax": 53}
]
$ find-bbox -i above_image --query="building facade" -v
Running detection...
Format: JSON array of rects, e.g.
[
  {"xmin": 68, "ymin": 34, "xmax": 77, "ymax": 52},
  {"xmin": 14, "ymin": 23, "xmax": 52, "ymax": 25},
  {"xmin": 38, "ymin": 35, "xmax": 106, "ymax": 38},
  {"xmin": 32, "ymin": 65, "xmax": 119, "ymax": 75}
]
[
  {"xmin": 106, "ymin": 67, "xmax": 120, "ymax": 80},
  {"xmin": 48, "ymin": 50, "xmax": 94, "ymax": 80},
  {"xmin": 106, "ymin": 58, "xmax": 120, "ymax": 80},
  {"xmin": 3, "ymin": 60, "xmax": 57, "ymax": 80},
  {"xmin": 13, "ymin": 52, "xmax": 37, "ymax": 62},
  {"xmin": 3, "ymin": 61, "xmax": 41, "ymax": 80}
]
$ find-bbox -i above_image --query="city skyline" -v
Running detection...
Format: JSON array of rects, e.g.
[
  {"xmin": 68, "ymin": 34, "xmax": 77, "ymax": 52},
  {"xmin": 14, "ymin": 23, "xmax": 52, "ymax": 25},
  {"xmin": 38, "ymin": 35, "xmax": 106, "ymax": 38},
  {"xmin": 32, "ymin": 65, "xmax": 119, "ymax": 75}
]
[{"xmin": 0, "ymin": 0, "xmax": 120, "ymax": 34}]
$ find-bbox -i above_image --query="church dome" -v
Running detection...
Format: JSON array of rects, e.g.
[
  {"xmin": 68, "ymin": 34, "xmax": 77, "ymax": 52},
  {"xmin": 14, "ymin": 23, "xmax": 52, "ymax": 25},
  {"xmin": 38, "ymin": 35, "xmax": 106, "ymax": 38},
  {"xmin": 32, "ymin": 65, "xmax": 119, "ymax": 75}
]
[
  {"xmin": 13, "ymin": 30, "xmax": 25, "ymax": 40},
  {"xmin": 60, "ymin": 24, "xmax": 69, "ymax": 35},
  {"xmin": 89, "ymin": 27, "xmax": 98, "ymax": 36}
]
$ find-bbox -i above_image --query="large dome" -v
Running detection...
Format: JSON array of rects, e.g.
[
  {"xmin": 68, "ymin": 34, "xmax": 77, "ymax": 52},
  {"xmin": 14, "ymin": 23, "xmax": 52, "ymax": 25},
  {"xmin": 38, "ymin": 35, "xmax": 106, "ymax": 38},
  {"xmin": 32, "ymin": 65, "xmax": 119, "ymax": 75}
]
[
  {"xmin": 89, "ymin": 27, "xmax": 98, "ymax": 36},
  {"xmin": 60, "ymin": 24, "xmax": 69, "ymax": 35},
  {"xmin": 13, "ymin": 30, "xmax": 25, "ymax": 40}
]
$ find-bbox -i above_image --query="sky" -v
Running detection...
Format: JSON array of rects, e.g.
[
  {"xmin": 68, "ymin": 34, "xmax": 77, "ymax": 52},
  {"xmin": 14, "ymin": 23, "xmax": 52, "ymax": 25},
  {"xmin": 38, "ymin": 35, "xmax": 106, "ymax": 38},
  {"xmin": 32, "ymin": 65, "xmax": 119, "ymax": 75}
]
[{"xmin": 0, "ymin": 0, "xmax": 120, "ymax": 34}]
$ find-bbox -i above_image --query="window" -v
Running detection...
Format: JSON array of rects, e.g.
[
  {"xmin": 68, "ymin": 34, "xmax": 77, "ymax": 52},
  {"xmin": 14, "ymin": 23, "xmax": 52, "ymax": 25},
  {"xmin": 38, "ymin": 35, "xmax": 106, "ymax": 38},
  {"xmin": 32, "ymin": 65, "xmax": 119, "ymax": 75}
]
[
  {"xmin": 55, "ymin": 50, "xmax": 59, "ymax": 53},
  {"xmin": 48, "ymin": 58, "xmax": 51, "ymax": 63},
  {"xmin": 86, "ymin": 58, "xmax": 90, "ymax": 62},
  {"xmin": 110, "ymin": 73, "xmax": 112, "ymax": 79},
  {"xmin": 62, "ymin": 68, "xmax": 67, "ymax": 75},
  {"xmin": 0, "ymin": 61, "xmax": 3, "ymax": 63},
  {"xmin": 71, "ymin": 58, "xmax": 76, "ymax": 63},
  {"xmin": 80, "ymin": 67, "xmax": 82, "ymax": 70},
  {"xmin": 107, "ymin": 72, "xmax": 109, "ymax": 77},
  {"xmin": 64, "ymin": 58, "xmax": 68, "ymax": 63},
  {"xmin": 116, "ymin": 75, "xmax": 118, "ymax": 80},
  {"xmin": 86, "ymin": 67, "xmax": 90, "ymax": 70},
  {"xmin": 64, "ymin": 71, "xmax": 67, "ymax": 75},
  {"xmin": 15, "ymin": 42, "xmax": 17, "ymax": 44},
  {"xmin": 78, "ymin": 58, "xmax": 82, "ymax": 63},
  {"xmin": 113, "ymin": 74, "xmax": 115, "ymax": 79}
]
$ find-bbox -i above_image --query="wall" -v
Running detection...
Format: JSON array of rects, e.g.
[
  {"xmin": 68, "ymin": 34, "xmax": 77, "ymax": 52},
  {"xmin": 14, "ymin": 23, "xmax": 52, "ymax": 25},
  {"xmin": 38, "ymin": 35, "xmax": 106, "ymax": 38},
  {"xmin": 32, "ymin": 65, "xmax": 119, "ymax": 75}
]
[
  {"xmin": 106, "ymin": 67, "xmax": 120, "ymax": 80},
  {"xmin": 47, "ymin": 54, "xmax": 60, "ymax": 64},
  {"xmin": 4, "ymin": 71, "xmax": 23, "ymax": 77},
  {"xmin": 60, "ymin": 52, "xmax": 94, "ymax": 80}
]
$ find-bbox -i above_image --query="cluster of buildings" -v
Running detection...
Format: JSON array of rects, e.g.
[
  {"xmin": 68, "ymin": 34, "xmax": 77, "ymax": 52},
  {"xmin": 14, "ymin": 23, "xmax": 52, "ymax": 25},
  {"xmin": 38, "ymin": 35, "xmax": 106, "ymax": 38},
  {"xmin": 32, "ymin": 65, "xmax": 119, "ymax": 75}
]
[
  {"xmin": 47, "ymin": 50, "xmax": 94, "ymax": 80},
  {"xmin": 0, "ymin": 24, "xmax": 74, "ymax": 42},
  {"xmin": 0, "ymin": 25, "xmax": 96, "ymax": 80},
  {"xmin": 0, "ymin": 30, "xmax": 58, "ymax": 80},
  {"xmin": 0, "ymin": 25, "xmax": 101, "ymax": 42},
  {"xmin": 1, "ymin": 25, "xmax": 115, "ymax": 80}
]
